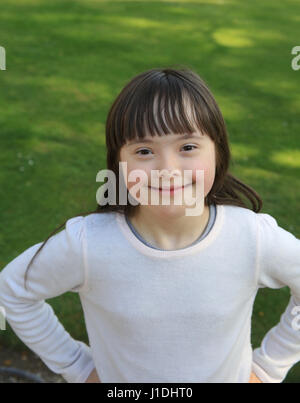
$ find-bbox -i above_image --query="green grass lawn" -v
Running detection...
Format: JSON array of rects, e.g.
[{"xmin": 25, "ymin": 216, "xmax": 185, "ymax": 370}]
[{"xmin": 0, "ymin": 0, "xmax": 300, "ymax": 382}]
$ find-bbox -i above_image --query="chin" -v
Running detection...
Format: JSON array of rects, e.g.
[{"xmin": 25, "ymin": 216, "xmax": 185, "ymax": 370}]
[{"xmin": 149, "ymin": 204, "xmax": 188, "ymax": 218}]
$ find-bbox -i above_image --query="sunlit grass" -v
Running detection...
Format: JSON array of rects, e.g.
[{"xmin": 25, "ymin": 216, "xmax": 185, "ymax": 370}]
[{"xmin": 0, "ymin": 0, "xmax": 299, "ymax": 382}]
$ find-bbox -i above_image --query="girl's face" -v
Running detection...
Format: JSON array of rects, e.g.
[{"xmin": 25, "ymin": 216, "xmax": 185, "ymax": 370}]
[{"xmin": 119, "ymin": 130, "xmax": 217, "ymax": 216}]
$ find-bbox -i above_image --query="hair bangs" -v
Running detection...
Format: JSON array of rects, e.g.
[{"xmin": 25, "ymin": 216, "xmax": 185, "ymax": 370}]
[{"xmin": 112, "ymin": 72, "xmax": 218, "ymax": 151}]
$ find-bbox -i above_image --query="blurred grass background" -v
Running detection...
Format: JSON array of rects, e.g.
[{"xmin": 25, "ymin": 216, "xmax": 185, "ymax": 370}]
[{"xmin": 0, "ymin": 0, "xmax": 300, "ymax": 382}]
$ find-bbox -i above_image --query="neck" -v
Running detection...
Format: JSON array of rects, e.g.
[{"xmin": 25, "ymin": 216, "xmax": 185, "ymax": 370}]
[{"xmin": 128, "ymin": 204, "xmax": 211, "ymax": 250}]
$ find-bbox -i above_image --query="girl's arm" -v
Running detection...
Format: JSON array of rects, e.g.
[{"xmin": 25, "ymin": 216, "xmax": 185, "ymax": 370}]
[
  {"xmin": 0, "ymin": 216, "xmax": 95, "ymax": 383},
  {"xmin": 252, "ymin": 213, "xmax": 300, "ymax": 383}
]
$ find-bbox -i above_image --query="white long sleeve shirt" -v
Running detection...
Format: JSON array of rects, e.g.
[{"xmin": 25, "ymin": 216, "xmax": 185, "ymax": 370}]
[{"xmin": 0, "ymin": 204, "xmax": 300, "ymax": 383}]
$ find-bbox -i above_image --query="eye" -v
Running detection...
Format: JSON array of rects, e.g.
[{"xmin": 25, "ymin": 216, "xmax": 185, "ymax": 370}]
[
  {"xmin": 135, "ymin": 144, "xmax": 198, "ymax": 156},
  {"xmin": 181, "ymin": 144, "xmax": 198, "ymax": 152},
  {"xmin": 136, "ymin": 148, "xmax": 152, "ymax": 156}
]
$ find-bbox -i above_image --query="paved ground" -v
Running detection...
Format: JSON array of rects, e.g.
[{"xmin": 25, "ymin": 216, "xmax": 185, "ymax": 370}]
[{"xmin": 0, "ymin": 344, "xmax": 66, "ymax": 383}]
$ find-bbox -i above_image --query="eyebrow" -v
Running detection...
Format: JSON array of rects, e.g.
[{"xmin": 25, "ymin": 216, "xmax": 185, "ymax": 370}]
[{"xmin": 127, "ymin": 133, "xmax": 204, "ymax": 146}]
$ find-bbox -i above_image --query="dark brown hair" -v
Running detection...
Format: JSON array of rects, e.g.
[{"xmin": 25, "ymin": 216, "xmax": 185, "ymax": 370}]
[{"xmin": 24, "ymin": 65, "xmax": 263, "ymax": 290}]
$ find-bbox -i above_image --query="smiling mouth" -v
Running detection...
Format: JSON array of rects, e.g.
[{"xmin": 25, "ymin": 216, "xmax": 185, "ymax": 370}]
[{"xmin": 148, "ymin": 183, "xmax": 193, "ymax": 192}]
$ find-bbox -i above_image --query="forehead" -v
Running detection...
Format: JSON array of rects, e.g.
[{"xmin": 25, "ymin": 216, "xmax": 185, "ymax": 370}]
[{"xmin": 126, "ymin": 132, "xmax": 207, "ymax": 146}]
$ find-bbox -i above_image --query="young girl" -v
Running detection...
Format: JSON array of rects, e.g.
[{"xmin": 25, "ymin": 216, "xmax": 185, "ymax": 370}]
[{"xmin": 0, "ymin": 67, "xmax": 299, "ymax": 383}]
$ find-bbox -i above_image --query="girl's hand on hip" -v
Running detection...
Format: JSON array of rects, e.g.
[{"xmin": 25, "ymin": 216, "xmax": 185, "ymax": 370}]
[
  {"xmin": 249, "ymin": 371, "xmax": 263, "ymax": 383},
  {"xmin": 85, "ymin": 367, "xmax": 101, "ymax": 383}
]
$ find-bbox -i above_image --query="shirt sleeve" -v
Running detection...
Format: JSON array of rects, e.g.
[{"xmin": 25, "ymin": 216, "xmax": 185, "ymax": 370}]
[
  {"xmin": 252, "ymin": 213, "xmax": 300, "ymax": 383},
  {"xmin": 0, "ymin": 216, "xmax": 95, "ymax": 383}
]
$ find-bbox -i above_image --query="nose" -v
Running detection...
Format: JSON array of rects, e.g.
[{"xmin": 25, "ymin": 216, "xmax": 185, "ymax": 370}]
[
  {"xmin": 150, "ymin": 153, "xmax": 183, "ymax": 188},
  {"xmin": 156, "ymin": 152, "xmax": 181, "ymax": 178},
  {"xmin": 153, "ymin": 168, "xmax": 182, "ymax": 189},
  {"xmin": 158, "ymin": 168, "xmax": 181, "ymax": 180}
]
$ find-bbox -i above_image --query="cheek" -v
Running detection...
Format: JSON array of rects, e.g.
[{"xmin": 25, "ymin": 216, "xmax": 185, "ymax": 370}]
[
  {"xmin": 190, "ymin": 161, "xmax": 216, "ymax": 194},
  {"xmin": 123, "ymin": 162, "xmax": 150, "ymax": 190}
]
